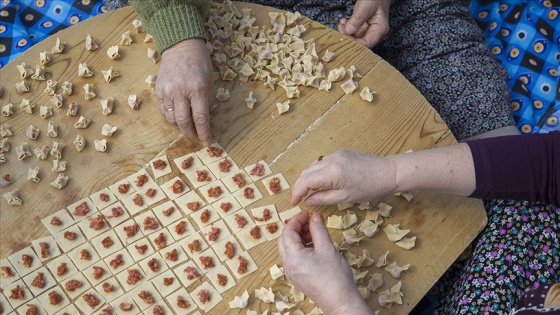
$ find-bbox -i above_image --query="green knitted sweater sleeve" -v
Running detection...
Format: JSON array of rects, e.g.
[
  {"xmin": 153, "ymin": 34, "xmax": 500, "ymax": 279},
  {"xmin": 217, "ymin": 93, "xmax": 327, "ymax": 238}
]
[{"xmin": 129, "ymin": 0, "xmax": 210, "ymax": 52}]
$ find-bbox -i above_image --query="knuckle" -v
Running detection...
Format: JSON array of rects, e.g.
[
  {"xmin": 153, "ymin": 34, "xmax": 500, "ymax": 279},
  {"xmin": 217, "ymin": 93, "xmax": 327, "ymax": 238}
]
[{"xmin": 193, "ymin": 113, "xmax": 210, "ymax": 126}]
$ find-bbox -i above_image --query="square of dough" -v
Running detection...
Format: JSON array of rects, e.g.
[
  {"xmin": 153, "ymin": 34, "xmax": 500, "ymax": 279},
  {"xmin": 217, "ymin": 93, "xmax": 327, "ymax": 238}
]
[
  {"xmin": 148, "ymin": 230, "xmax": 174, "ymax": 251},
  {"xmin": 99, "ymin": 201, "xmax": 130, "ymax": 227},
  {"xmin": 130, "ymin": 281, "xmax": 162, "ymax": 310},
  {"xmin": 190, "ymin": 206, "xmax": 220, "ymax": 230},
  {"xmin": 74, "ymin": 288, "xmax": 105, "ymax": 314},
  {"xmin": 0, "ymin": 294, "xmax": 13, "ymax": 314},
  {"xmin": 137, "ymin": 183, "xmax": 166, "ymax": 207},
  {"xmin": 205, "ymin": 264, "xmax": 236, "ymax": 294},
  {"xmin": 104, "ymin": 248, "xmax": 135, "ymax": 275},
  {"xmin": 221, "ymin": 169, "xmax": 253, "ymax": 193},
  {"xmin": 199, "ymin": 180, "xmax": 228, "ymax": 204},
  {"xmin": 211, "ymin": 194, "xmax": 242, "ymax": 218},
  {"xmin": 37, "ymin": 285, "xmax": 70, "ymax": 315},
  {"xmin": 184, "ymin": 165, "xmax": 216, "ymax": 189},
  {"xmin": 151, "ymin": 269, "xmax": 181, "ymax": 297},
  {"xmin": 167, "ymin": 218, "xmax": 195, "ymax": 241},
  {"xmin": 77, "ymin": 213, "xmax": 110, "ymax": 239},
  {"xmin": 200, "ymin": 220, "xmax": 232, "ymax": 246},
  {"xmin": 232, "ymin": 183, "xmax": 264, "ymax": 208},
  {"xmin": 16, "ymin": 298, "xmax": 47, "ymax": 315},
  {"xmin": 250, "ymin": 204, "xmax": 280, "ymax": 226},
  {"xmin": 192, "ymin": 248, "xmax": 220, "ymax": 274},
  {"xmin": 189, "ymin": 281, "xmax": 223, "ymax": 313},
  {"xmin": 61, "ymin": 272, "xmax": 91, "ymax": 300},
  {"xmin": 172, "ymin": 261, "xmax": 202, "ymax": 288},
  {"xmin": 174, "ymin": 190, "xmax": 206, "ymax": 215},
  {"xmin": 115, "ymin": 265, "xmax": 148, "ymax": 292},
  {"xmin": 53, "ymin": 303, "xmax": 80, "ymax": 315},
  {"xmin": 0, "ymin": 258, "xmax": 18, "ymax": 285},
  {"xmin": 225, "ymin": 251, "xmax": 258, "ymax": 280},
  {"xmin": 109, "ymin": 178, "xmax": 137, "ymax": 199},
  {"xmin": 195, "ymin": 143, "xmax": 228, "ymax": 165},
  {"xmin": 22, "ymin": 266, "xmax": 56, "ymax": 297},
  {"xmin": 67, "ymin": 197, "xmax": 98, "ymax": 222},
  {"xmin": 261, "ymin": 173, "xmax": 290, "ymax": 195},
  {"xmin": 223, "ymin": 209, "xmax": 254, "ymax": 234},
  {"xmin": 127, "ymin": 238, "xmax": 155, "ymax": 262},
  {"xmin": 90, "ymin": 230, "xmax": 123, "ymax": 259},
  {"xmin": 145, "ymin": 301, "xmax": 173, "ymax": 315},
  {"xmin": 41, "ymin": 209, "xmax": 74, "ymax": 235},
  {"xmin": 121, "ymin": 191, "xmax": 149, "ymax": 215},
  {"xmin": 134, "ymin": 210, "xmax": 163, "ymax": 236},
  {"xmin": 152, "ymin": 201, "xmax": 182, "ymax": 228},
  {"xmin": 173, "ymin": 152, "xmax": 203, "ymax": 174},
  {"xmin": 8, "ymin": 246, "xmax": 42, "ymax": 277},
  {"xmin": 279, "ymin": 205, "xmax": 303, "ymax": 224},
  {"xmin": 82, "ymin": 260, "xmax": 111, "ymax": 286},
  {"xmin": 4, "ymin": 279, "xmax": 33, "ymax": 308},
  {"xmin": 94, "ymin": 276, "xmax": 124, "ymax": 303},
  {"xmin": 67, "ymin": 243, "xmax": 100, "ymax": 271},
  {"xmin": 138, "ymin": 252, "xmax": 168, "ymax": 280},
  {"xmin": 212, "ymin": 235, "xmax": 242, "ymax": 263},
  {"xmin": 115, "ymin": 219, "xmax": 145, "ymax": 245},
  {"xmin": 90, "ymin": 188, "xmax": 117, "ymax": 211},
  {"xmin": 180, "ymin": 233, "xmax": 209, "ymax": 258},
  {"xmin": 127, "ymin": 169, "xmax": 154, "ymax": 190},
  {"xmin": 263, "ymin": 221, "xmax": 283, "ymax": 241},
  {"xmin": 237, "ymin": 224, "xmax": 267, "ymax": 250},
  {"xmin": 159, "ymin": 242, "xmax": 188, "ymax": 269},
  {"xmin": 150, "ymin": 155, "xmax": 173, "ymax": 179},
  {"xmin": 45, "ymin": 255, "xmax": 78, "ymax": 283},
  {"xmin": 109, "ymin": 294, "xmax": 140, "ymax": 315},
  {"xmin": 243, "ymin": 160, "xmax": 272, "ymax": 181},
  {"xmin": 206, "ymin": 157, "xmax": 239, "ymax": 179},
  {"xmin": 160, "ymin": 176, "xmax": 191, "ymax": 200},
  {"xmin": 53, "ymin": 225, "xmax": 86, "ymax": 253},
  {"xmin": 31, "ymin": 236, "xmax": 61, "ymax": 262},
  {"xmin": 165, "ymin": 287, "xmax": 197, "ymax": 314}
]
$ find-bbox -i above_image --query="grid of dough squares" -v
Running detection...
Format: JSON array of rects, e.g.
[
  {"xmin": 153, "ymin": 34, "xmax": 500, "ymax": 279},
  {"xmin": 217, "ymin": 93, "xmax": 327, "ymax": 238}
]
[{"xmin": 0, "ymin": 143, "xmax": 296, "ymax": 314}]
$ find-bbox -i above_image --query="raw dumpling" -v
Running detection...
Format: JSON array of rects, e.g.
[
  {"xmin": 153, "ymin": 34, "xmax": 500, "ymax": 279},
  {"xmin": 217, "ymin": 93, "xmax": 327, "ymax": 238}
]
[
  {"xmin": 100, "ymin": 97, "xmax": 114, "ymax": 115},
  {"xmin": 101, "ymin": 124, "xmax": 117, "ymax": 137},
  {"xmin": 61, "ymin": 81, "xmax": 73, "ymax": 95},
  {"xmin": 16, "ymin": 142, "xmax": 32, "ymax": 160},
  {"xmin": 3, "ymin": 189, "xmax": 22, "ymax": 206},
  {"xmin": 25, "ymin": 124, "xmax": 40, "ymax": 140},
  {"xmin": 85, "ymin": 33, "xmax": 98, "ymax": 51},
  {"xmin": 31, "ymin": 65, "xmax": 45, "ymax": 80},
  {"xmin": 276, "ymin": 100, "xmax": 290, "ymax": 115},
  {"xmin": 94, "ymin": 139, "xmax": 107, "ymax": 152},
  {"xmin": 51, "ymin": 37, "xmax": 65, "ymax": 54},
  {"xmin": 145, "ymin": 75, "xmax": 156, "ymax": 89},
  {"xmin": 245, "ymin": 91, "xmax": 257, "ymax": 109},
  {"xmin": 51, "ymin": 94, "xmax": 63, "ymax": 108},
  {"xmin": 17, "ymin": 62, "xmax": 33, "ymax": 79},
  {"xmin": 39, "ymin": 105, "xmax": 54, "ymax": 119},
  {"xmin": 15, "ymin": 81, "xmax": 30, "ymax": 93},
  {"xmin": 73, "ymin": 135, "xmax": 86, "ymax": 152},
  {"xmin": 39, "ymin": 51, "xmax": 51, "ymax": 65},
  {"xmin": 215, "ymin": 87, "xmax": 230, "ymax": 101},
  {"xmin": 50, "ymin": 173, "xmax": 69, "ymax": 189},
  {"xmin": 2, "ymin": 103, "xmax": 14, "ymax": 116},
  {"xmin": 147, "ymin": 48, "xmax": 160, "ymax": 63},
  {"xmin": 28, "ymin": 167, "xmax": 40, "ymax": 182},
  {"xmin": 50, "ymin": 141, "xmax": 65, "ymax": 159},
  {"xmin": 33, "ymin": 145, "xmax": 50, "ymax": 160},
  {"xmin": 67, "ymin": 102, "xmax": 78, "ymax": 116},
  {"xmin": 128, "ymin": 95, "xmax": 140, "ymax": 110},
  {"xmin": 107, "ymin": 45, "xmax": 120, "ymax": 59},
  {"xmin": 120, "ymin": 31, "xmax": 133, "ymax": 46},
  {"xmin": 83, "ymin": 84, "xmax": 96, "ymax": 100},
  {"xmin": 78, "ymin": 63, "xmax": 93, "ymax": 77},
  {"xmin": 73, "ymin": 115, "xmax": 91, "ymax": 129},
  {"xmin": 20, "ymin": 99, "xmax": 34, "ymax": 114},
  {"xmin": 51, "ymin": 159, "xmax": 67, "ymax": 172},
  {"xmin": 102, "ymin": 67, "xmax": 120, "ymax": 83}
]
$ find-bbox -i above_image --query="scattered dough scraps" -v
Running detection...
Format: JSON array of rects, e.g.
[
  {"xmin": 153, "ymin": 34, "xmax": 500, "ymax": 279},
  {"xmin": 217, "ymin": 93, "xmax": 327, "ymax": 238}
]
[
  {"xmin": 276, "ymin": 100, "xmax": 290, "ymax": 115},
  {"xmin": 254, "ymin": 287, "xmax": 274, "ymax": 304},
  {"xmin": 384, "ymin": 261, "xmax": 410, "ymax": 279},
  {"xmin": 245, "ymin": 91, "xmax": 257, "ymax": 109},
  {"xmin": 383, "ymin": 224, "xmax": 410, "ymax": 242},
  {"xmin": 395, "ymin": 236, "xmax": 417, "ymax": 250},
  {"xmin": 215, "ymin": 87, "xmax": 230, "ymax": 101},
  {"xmin": 360, "ymin": 87, "xmax": 376, "ymax": 102},
  {"xmin": 228, "ymin": 290, "xmax": 249, "ymax": 309}
]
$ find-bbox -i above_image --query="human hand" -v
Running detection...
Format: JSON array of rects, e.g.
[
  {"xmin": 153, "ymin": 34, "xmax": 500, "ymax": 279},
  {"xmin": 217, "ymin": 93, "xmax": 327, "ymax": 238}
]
[
  {"xmin": 157, "ymin": 39, "xmax": 213, "ymax": 146},
  {"xmin": 291, "ymin": 149, "xmax": 397, "ymax": 206},
  {"xmin": 278, "ymin": 212, "xmax": 373, "ymax": 315},
  {"xmin": 338, "ymin": 0, "xmax": 391, "ymax": 49}
]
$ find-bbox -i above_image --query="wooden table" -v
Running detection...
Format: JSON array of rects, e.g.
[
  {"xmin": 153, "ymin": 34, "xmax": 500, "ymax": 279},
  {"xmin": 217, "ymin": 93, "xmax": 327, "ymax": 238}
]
[{"xmin": 0, "ymin": 3, "xmax": 487, "ymax": 314}]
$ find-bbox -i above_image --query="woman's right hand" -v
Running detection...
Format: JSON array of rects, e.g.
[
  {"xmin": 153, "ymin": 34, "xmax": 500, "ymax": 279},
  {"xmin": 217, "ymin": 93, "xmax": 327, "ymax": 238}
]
[{"xmin": 338, "ymin": 0, "xmax": 391, "ymax": 49}]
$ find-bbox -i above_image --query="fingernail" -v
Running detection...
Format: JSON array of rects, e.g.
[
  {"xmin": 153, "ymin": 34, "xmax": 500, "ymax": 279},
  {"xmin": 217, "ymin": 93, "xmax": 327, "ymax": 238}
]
[
  {"xmin": 346, "ymin": 24, "xmax": 356, "ymax": 34},
  {"xmin": 312, "ymin": 214, "xmax": 321, "ymax": 222}
]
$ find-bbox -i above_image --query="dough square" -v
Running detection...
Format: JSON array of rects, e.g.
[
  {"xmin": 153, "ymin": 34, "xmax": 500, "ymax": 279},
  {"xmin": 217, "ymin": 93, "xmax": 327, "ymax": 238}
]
[
  {"xmin": 278, "ymin": 205, "xmax": 303, "ymax": 224},
  {"xmin": 152, "ymin": 201, "xmax": 183, "ymax": 228},
  {"xmin": 206, "ymin": 157, "xmax": 240, "ymax": 179},
  {"xmin": 127, "ymin": 238, "xmax": 155, "ymax": 262},
  {"xmin": 82, "ymin": 260, "xmax": 112, "ymax": 286},
  {"xmin": 221, "ymin": 169, "xmax": 253, "ymax": 193},
  {"xmin": 173, "ymin": 152, "xmax": 203, "ymax": 174},
  {"xmin": 137, "ymin": 183, "xmax": 166, "ymax": 207},
  {"xmin": 134, "ymin": 210, "xmax": 163, "ymax": 236},
  {"xmin": 37, "ymin": 285, "xmax": 70, "ymax": 315},
  {"xmin": 211, "ymin": 194, "xmax": 242, "ymax": 218},
  {"xmin": 0, "ymin": 258, "xmax": 18, "ymax": 285},
  {"xmin": 174, "ymin": 190, "xmax": 206, "ymax": 215},
  {"xmin": 148, "ymin": 230, "xmax": 174, "ymax": 251},
  {"xmin": 138, "ymin": 252, "xmax": 168, "ymax": 280},
  {"xmin": 205, "ymin": 264, "xmax": 236, "ymax": 294},
  {"xmin": 195, "ymin": 143, "xmax": 228, "ymax": 165},
  {"xmin": 190, "ymin": 206, "xmax": 220, "ymax": 230},
  {"xmin": 200, "ymin": 220, "xmax": 231, "ymax": 246},
  {"xmin": 115, "ymin": 265, "xmax": 148, "ymax": 292},
  {"xmin": 165, "ymin": 287, "xmax": 197, "ymax": 314},
  {"xmin": 90, "ymin": 230, "xmax": 123, "ymax": 258},
  {"xmin": 4, "ymin": 279, "xmax": 33, "ymax": 308},
  {"xmin": 114, "ymin": 219, "xmax": 145, "ymax": 245},
  {"xmin": 0, "ymin": 294, "xmax": 13, "ymax": 314},
  {"xmin": 77, "ymin": 213, "xmax": 110, "ymax": 239},
  {"xmin": 144, "ymin": 301, "xmax": 173, "ymax": 315},
  {"xmin": 61, "ymin": 272, "xmax": 91, "ymax": 300},
  {"xmin": 237, "ymin": 224, "xmax": 267, "ymax": 250},
  {"xmin": 151, "ymin": 270, "xmax": 181, "ymax": 297},
  {"xmin": 223, "ymin": 209, "xmax": 255, "ymax": 234},
  {"xmin": 41, "ymin": 209, "xmax": 74, "ymax": 235},
  {"xmin": 31, "ymin": 236, "xmax": 61, "ymax": 262},
  {"xmin": 243, "ymin": 160, "xmax": 272, "ymax": 181},
  {"xmin": 99, "ymin": 201, "xmax": 130, "ymax": 227},
  {"xmin": 225, "ymin": 251, "xmax": 258, "ymax": 280},
  {"xmin": 184, "ymin": 166, "xmax": 216, "ymax": 189},
  {"xmin": 67, "ymin": 243, "xmax": 100, "ymax": 271},
  {"xmin": 127, "ymin": 169, "xmax": 154, "ymax": 190},
  {"xmin": 250, "ymin": 204, "xmax": 280, "ymax": 226},
  {"xmin": 109, "ymin": 294, "xmax": 140, "ymax": 315},
  {"xmin": 261, "ymin": 173, "xmax": 290, "ymax": 195},
  {"xmin": 212, "ymin": 235, "xmax": 242, "ymax": 263},
  {"xmin": 160, "ymin": 176, "xmax": 191, "ymax": 200},
  {"xmin": 22, "ymin": 266, "xmax": 56, "ymax": 297},
  {"xmin": 53, "ymin": 225, "xmax": 86, "ymax": 253},
  {"xmin": 67, "ymin": 197, "xmax": 98, "ymax": 222},
  {"xmin": 45, "ymin": 255, "xmax": 78, "ymax": 283},
  {"xmin": 172, "ymin": 261, "xmax": 202, "ymax": 288},
  {"xmin": 90, "ymin": 188, "xmax": 117, "ymax": 211},
  {"xmin": 120, "ymin": 191, "xmax": 149, "ymax": 215},
  {"xmin": 94, "ymin": 277, "xmax": 124, "ymax": 303},
  {"xmin": 180, "ymin": 234, "xmax": 209, "ymax": 258},
  {"xmin": 74, "ymin": 288, "xmax": 105, "ymax": 314},
  {"xmin": 232, "ymin": 183, "xmax": 264, "ymax": 208},
  {"xmin": 167, "ymin": 218, "xmax": 195, "ymax": 241},
  {"xmin": 191, "ymin": 248, "xmax": 220, "ymax": 274},
  {"xmin": 104, "ymin": 248, "xmax": 135, "ymax": 275},
  {"xmin": 189, "ymin": 281, "xmax": 223, "ymax": 313},
  {"xmin": 129, "ymin": 281, "xmax": 162, "ymax": 310},
  {"xmin": 199, "ymin": 180, "xmax": 228, "ymax": 204},
  {"xmin": 262, "ymin": 221, "xmax": 283, "ymax": 241},
  {"xmin": 149, "ymin": 155, "xmax": 173, "ymax": 179},
  {"xmin": 53, "ymin": 303, "xmax": 79, "ymax": 315},
  {"xmin": 8, "ymin": 246, "xmax": 42, "ymax": 277},
  {"xmin": 159, "ymin": 243, "xmax": 187, "ymax": 269},
  {"xmin": 16, "ymin": 298, "xmax": 47, "ymax": 315},
  {"xmin": 108, "ymin": 178, "xmax": 137, "ymax": 199}
]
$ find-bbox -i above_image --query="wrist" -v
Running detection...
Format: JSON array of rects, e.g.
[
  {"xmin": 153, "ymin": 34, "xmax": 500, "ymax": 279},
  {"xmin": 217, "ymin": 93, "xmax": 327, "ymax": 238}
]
[
  {"xmin": 328, "ymin": 290, "xmax": 374, "ymax": 315},
  {"xmin": 162, "ymin": 38, "xmax": 205, "ymax": 56}
]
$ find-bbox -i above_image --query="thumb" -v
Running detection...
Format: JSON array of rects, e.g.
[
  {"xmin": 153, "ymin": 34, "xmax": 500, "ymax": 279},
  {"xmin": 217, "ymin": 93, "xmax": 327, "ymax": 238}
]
[
  {"xmin": 345, "ymin": 1, "xmax": 373, "ymax": 35},
  {"xmin": 309, "ymin": 213, "xmax": 334, "ymax": 253}
]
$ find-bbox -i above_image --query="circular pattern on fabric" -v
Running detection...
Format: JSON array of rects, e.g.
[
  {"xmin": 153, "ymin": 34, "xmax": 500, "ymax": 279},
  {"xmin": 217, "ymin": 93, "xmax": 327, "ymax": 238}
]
[
  {"xmin": 35, "ymin": 0, "xmax": 45, "ymax": 8},
  {"xmin": 0, "ymin": 25, "xmax": 6, "ymax": 33},
  {"xmin": 533, "ymin": 99, "xmax": 544, "ymax": 109},
  {"xmin": 17, "ymin": 38, "xmax": 28, "ymax": 47},
  {"xmin": 41, "ymin": 20, "xmax": 53, "ymax": 28},
  {"xmin": 69, "ymin": 14, "xmax": 80, "ymax": 24},
  {"xmin": 521, "ymin": 124, "xmax": 532, "ymax": 133}
]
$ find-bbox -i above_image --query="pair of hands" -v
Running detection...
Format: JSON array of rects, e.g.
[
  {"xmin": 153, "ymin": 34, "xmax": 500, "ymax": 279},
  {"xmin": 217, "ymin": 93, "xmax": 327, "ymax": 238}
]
[{"xmin": 155, "ymin": 0, "xmax": 391, "ymax": 144}]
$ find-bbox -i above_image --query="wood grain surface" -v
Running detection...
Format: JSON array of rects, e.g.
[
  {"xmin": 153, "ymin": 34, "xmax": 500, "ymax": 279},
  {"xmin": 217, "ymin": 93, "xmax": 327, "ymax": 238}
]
[{"xmin": 0, "ymin": 3, "xmax": 487, "ymax": 314}]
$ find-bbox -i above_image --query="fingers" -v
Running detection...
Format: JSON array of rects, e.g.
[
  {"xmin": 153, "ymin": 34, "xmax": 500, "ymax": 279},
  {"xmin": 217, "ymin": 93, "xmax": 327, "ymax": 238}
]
[
  {"xmin": 308, "ymin": 213, "xmax": 335, "ymax": 253},
  {"xmin": 190, "ymin": 92, "xmax": 212, "ymax": 147},
  {"xmin": 290, "ymin": 166, "xmax": 332, "ymax": 205},
  {"xmin": 174, "ymin": 97, "xmax": 197, "ymax": 137},
  {"xmin": 304, "ymin": 189, "xmax": 344, "ymax": 206},
  {"xmin": 162, "ymin": 98, "xmax": 177, "ymax": 126},
  {"xmin": 278, "ymin": 211, "xmax": 309, "ymax": 260},
  {"xmin": 344, "ymin": 0, "xmax": 372, "ymax": 35}
]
